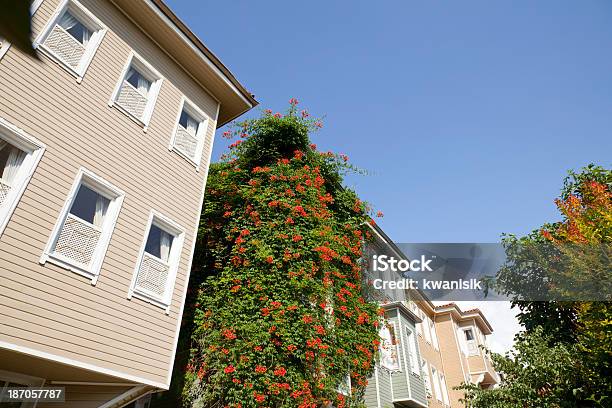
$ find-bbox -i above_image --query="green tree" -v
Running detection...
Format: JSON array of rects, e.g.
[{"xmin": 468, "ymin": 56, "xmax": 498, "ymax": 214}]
[
  {"xmin": 181, "ymin": 101, "xmax": 381, "ymax": 408},
  {"xmin": 462, "ymin": 165, "xmax": 611, "ymax": 407},
  {"xmin": 461, "ymin": 328, "xmax": 579, "ymax": 408}
]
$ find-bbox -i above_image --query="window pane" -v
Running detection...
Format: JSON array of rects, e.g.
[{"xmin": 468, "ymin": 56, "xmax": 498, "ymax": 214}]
[
  {"xmin": 465, "ymin": 329, "xmax": 474, "ymax": 341},
  {"xmin": 145, "ymin": 224, "xmax": 174, "ymax": 261},
  {"xmin": 59, "ymin": 11, "xmax": 92, "ymax": 45},
  {"xmin": 0, "ymin": 140, "xmax": 26, "ymax": 188},
  {"xmin": 179, "ymin": 110, "xmax": 199, "ymax": 135},
  {"xmin": 126, "ymin": 68, "xmax": 151, "ymax": 94},
  {"xmin": 69, "ymin": 185, "xmax": 109, "ymax": 226}
]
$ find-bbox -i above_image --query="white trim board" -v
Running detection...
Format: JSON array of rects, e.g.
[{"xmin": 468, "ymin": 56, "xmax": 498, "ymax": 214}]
[{"xmin": 0, "ymin": 340, "xmax": 166, "ymax": 389}]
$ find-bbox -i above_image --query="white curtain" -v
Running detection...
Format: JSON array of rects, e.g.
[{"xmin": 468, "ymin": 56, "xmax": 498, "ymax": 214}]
[
  {"xmin": 186, "ymin": 115, "xmax": 199, "ymax": 136},
  {"xmin": 126, "ymin": 68, "xmax": 151, "ymax": 96},
  {"xmin": 379, "ymin": 324, "xmax": 396, "ymax": 369},
  {"xmin": 59, "ymin": 11, "xmax": 90, "ymax": 45},
  {"xmin": 160, "ymin": 231, "xmax": 172, "ymax": 262},
  {"xmin": 1, "ymin": 147, "xmax": 26, "ymax": 186},
  {"xmin": 93, "ymin": 195, "xmax": 108, "ymax": 228}
]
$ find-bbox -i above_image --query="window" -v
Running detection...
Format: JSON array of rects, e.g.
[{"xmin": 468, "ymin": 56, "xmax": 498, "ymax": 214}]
[
  {"xmin": 34, "ymin": 0, "xmax": 106, "ymax": 81},
  {"xmin": 406, "ymin": 328, "xmax": 420, "ymax": 374},
  {"xmin": 423, "ymin": 315, "xmax": 432, "ymax": 344},
  {"xmin": 110, "ymin": 52, "xmax": 163, "ymax": 128},
  {"xmin": 379, "ymin": 321, "xmax": 401, "ymax": 371},
  {"xmin": 429, "ymin": 317, "xmax": 439, "ymax": 350},
  {"xmin": 464, "ymin": 328, "xmax": 474, "ymax": 341},
  {"xmin": 0, "ymin": 369, "xmax": 45, "ymax": 408},
  {"xmin": 0, "ymin": 118, "xmax": 45, "ymax": 237},
  {"xmin": 129, "ymin": 211, "xmax": 185, "ymax": 313},
  {"xmin": 431, "ymin": 365, "xmax": 443, "ymax": 402},
  {"xmin": 0, "ymin": 37, "xmax": 9, "ymax": 60},
  {"xmin": 170, "ymin": 97, "xmax": 209, "ymax": 167},
  {"xmin": 337, "ymin": 372, "xmax": 351, "ymax": 396},
  {"xmin": 41, "ymin": 168, "xmax": 125, "ymax": 283},
  {"xmin": 440, "ymin": 373, "xmax": 451, "ymax": 406},
  {"xmin": 462, "ymin": 327, "xmax": 479, "ymax": 355},
  {"xmin": 125, "ymin": 394, "xmax": 151, "ymax": 408},
  {"xmin": 421, "ymin": 359, "xmax": 432, "ymax": 396}
]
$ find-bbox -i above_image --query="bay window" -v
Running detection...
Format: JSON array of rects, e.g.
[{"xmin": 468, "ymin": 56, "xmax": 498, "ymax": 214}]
[{"xmin": 379, "ymin": 321, "xmax": 401, "ymax": 371}]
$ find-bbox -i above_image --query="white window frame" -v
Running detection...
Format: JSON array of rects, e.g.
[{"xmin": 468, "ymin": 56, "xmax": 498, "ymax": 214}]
[
  {"xmin": 0, "ymin": 39, "xmax": 10, "ymax": 61},
  {"xmin": 423, "ymin": 315, "xmax": 432, "ymax": 344},
  {"xmin": 462, "ymin": 326, "xmax": 480, "ymax": 356},
  {"xmin": 33, "ymin": 0, "xmax": 107, "ymax": 82},
  {"xmin": 0, "ymin": 369, "xmax": 45, "ymax": 408},
  {"xmin": 379, "ymin": 320, "xmax": 402, "ymax": 372},
  {"xmin": 430, "ymin": 317, "xmax": 439, "ymax": 350},
  {"xmin": 0, "ymin": 0, "xmax": 45, "ymax": 61},
  {"xmin": 109, "ymin": 51, "xmax": 164, "ymax": 130},
  {"xmin": 431, "ymin": 365, "xmax": 443, "ymax": 402},
  {"xmin": 40, "ymin": 168, "xmax": 125, "ymax": 284},
  {"xmin": 128, "ymin": 210, "xmax": 185, "ymax": 314},
  {"xmin": 0, "ymin": 117, "xmax": 46, "ymax": 237},
  {"xmin": 421, "ymin": 359, "xmax": 432, "ymax": 396},
  {"xmin": 337, "ymin": 371, "xmax": 351, "ymax": 396},
  {"xmin": 440, "ymin": 373, "xmax": 451, "ymax": 406},
  {"xmin": 169, "ymin": 96, "xmax": 209, "ymax": 169},
  {"xmin": 406, "ymin": 328, "xmax": 420, "ymax": 375}
]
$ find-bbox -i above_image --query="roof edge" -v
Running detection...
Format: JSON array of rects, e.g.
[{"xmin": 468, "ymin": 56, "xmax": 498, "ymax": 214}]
[{"xmin": 147, "ymin": 0, "xmax": 258, "ymax": 109}]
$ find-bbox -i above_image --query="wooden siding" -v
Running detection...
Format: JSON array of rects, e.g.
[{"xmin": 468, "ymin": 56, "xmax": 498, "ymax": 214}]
[{"xmin": 0, "ymin": 0, "xmax": 219, "ymax": 387}]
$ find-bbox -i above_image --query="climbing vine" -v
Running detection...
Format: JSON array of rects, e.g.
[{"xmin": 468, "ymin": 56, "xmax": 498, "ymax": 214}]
[{"xmin": 183, "ymin": 100, "xmax": 381, "ymax": 408}]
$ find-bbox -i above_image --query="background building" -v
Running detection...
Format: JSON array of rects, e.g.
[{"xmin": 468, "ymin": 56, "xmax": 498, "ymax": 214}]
[{"xmin": 365, "ymin": 224, "xmax": 499, "ymax": 408}]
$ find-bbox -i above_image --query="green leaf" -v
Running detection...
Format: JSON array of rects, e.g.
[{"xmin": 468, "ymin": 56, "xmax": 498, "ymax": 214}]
[{"xmin": 0, "ymin": 0, "xmax": 39, "ymax": 59}]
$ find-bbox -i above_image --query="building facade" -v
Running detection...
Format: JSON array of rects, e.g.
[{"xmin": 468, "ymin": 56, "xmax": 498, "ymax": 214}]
[
  {"xmin": 365, "ymin": 225, "xmax": 499, "ymax": 408},
  {"xmin": 0, "ymin": 0, "xmax": 255, "ymax": 406}
]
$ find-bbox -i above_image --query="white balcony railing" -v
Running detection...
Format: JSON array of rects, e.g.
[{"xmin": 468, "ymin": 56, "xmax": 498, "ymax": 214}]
[
  {"xmin": 174, "ymin": 126, "xmax": 198, "ymax": 159},
  {"xmin": 44, "ymin": 24, "xmax": 86, "ymax": 69},
  {"xmin": 116, "ymin": 80, "xmax": 148, "ymax": 120},
  {"xmin": 54, "ymin": 213, "xmax": 101, "ymax": 266},
  {"xmin": 135, "ymin": 252, "xmax": 170, "ymax": 298},
  {"xmin": 0, "ymin": 179, "xmax": 11, "ymax": 207}
]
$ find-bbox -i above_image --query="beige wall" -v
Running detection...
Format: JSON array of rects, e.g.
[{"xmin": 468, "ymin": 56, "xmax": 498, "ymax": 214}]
[
  {"xmin": 433, "ymin": 313, "xmax": 467, "ymax": 408},
  {"xmin": 0, "ymin": 0, "xmax": 219, "ymax": 388},
  {"xmin": 417, "ymin": 336, "xmax": 445, "ymax": 408}
]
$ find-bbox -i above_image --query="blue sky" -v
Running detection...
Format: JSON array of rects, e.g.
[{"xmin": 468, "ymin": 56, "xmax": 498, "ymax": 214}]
[
  {"xmin": 166, "ymin": 0, "xmax": 611, "ymax": 243},
  {"xmin": 164, "ymin": 0, "xmax": 611, "ymax": 351}
]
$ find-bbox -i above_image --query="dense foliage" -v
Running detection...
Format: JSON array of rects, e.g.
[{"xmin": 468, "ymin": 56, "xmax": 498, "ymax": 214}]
[
  {"xmin": 182, "ymin": 101, "xmax": 381, "ymax": 407},
  {"xmin": 460, "ymin": 165, "xmax": 612, "ymax": 407}
]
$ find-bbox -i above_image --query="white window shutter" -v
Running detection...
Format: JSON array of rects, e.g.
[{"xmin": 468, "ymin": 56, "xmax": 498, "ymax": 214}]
[
  {"xmin": 135, "ymin": 252, "xmax": 170, "ymax": 298},
  {"xmin": 174, "ymin": 125, "xmax": 198, "ymax": 159}
]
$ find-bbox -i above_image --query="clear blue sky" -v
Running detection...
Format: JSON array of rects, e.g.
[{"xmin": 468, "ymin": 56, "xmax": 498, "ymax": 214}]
[{"xmin": 167, "ymin": 0, "xmax": 611, "ymax": 242}]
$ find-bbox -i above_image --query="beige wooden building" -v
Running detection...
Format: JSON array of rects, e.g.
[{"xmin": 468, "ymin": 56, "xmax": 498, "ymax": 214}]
[
  {"xmin": 0, "ymin": 0, "xmax": 256, "ymax": 406},
  {"xmin": 365, "ymin": 225, "xmax": 500, "ymax": 408}
]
